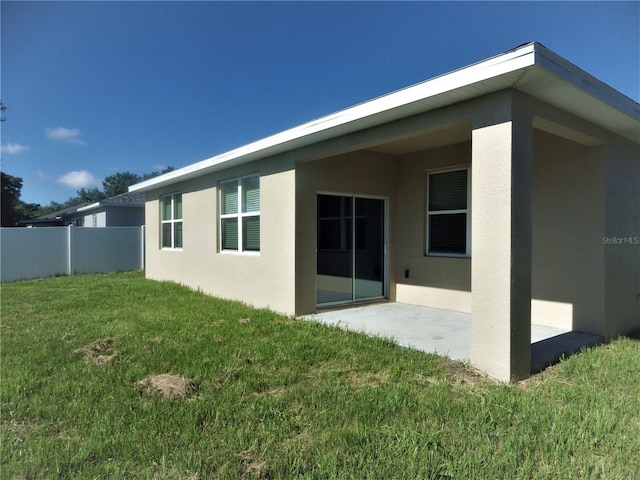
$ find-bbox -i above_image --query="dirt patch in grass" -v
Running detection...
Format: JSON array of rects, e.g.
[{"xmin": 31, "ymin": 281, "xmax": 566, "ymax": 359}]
[
  {"xmin": 142, "ymin": 336, "xmax": 163, "ymax": 353},
  {"xmin": 347, "ymin": 371, "xmax": 390, "ymax": 390},
  {"xmin": 236, "ymin": 449, "xmax": 266, "ymax": 478},
  {"xmin": 305, "ymin": 359, "xmax": 347, "ymax": 378},
  {"xmin": 73, "ymin": 338, "xmax": 117, "ymax": 366},
  {"xmin": 4, "ymin": 418, "xmax": 39, "ymax": 438},
  {"xmin": 213, "ymin": 365, "xmax": 245, "ymax": 391},
  {"xmin": 281, "ymin": 429, "xmax": 313, "ymax": 450},
  {"xmin": 138, "ymin": 374, "xmax": 196, "ymax": 399},
  {"xmin": 443, "ymin": 359, "xmax": 489, "ymax": 387}
]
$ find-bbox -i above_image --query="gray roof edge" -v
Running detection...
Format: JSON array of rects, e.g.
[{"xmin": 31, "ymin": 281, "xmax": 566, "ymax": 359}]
[
  {"xmin": 76, "ymin": 192, "xmax": 145, "ymax": 212},
  {"xmin": 35, "ymin": 203, "xmax": 90, "ymax": 219}
]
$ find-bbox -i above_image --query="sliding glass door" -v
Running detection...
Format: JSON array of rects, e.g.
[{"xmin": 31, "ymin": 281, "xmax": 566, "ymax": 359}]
[{"xmin": 316, "ymin": 194, "xmax": 386, "ymax": 307}]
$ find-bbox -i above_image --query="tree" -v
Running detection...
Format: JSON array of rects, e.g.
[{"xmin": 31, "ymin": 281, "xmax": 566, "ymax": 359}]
[
  {"xmin": 141, "ymin": 166, "xmax": 174, "ymax": 181},
  {"xmin": 76, "ymin": 187, "xmax": 106, "ymax": 203},
  {"xmin": 15, "ymin": 201, "xmax": 42, "ymax": 220},
  {"xmin": 1, "ymin": 172, "xmax": 24, "ymax": 226},
  {"xmin": 8, "ymin": 166, "xmax": 178, "ymax": 221},
  {"xmin": 35, "ymin": 201, "xmax": 66, "ymax": 217},
  {"xmin": 102, "ymin": 171, "xmax": 141, "ymax": 197},
  {"xmin": 101, "ymin": 167, "xmax": 174, "ymax": 197}
]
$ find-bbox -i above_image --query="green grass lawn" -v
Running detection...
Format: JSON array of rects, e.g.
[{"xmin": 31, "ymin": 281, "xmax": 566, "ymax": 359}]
[{"xmin": 2, "ymin": 272, "xmax": 639, "ymax": 479}]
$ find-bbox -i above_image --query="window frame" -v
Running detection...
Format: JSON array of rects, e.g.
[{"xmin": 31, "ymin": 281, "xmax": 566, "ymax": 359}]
[
  {"xmin": 219, "ymin": 174, "xmax": 260, "ymax": 254},
  {"xmin": 425, "ymin": 167, "xmax": 471, "ymax": 258},
  {"xmin": 160, "ymin": 192, "xmax": 183, "ymax": 250}
]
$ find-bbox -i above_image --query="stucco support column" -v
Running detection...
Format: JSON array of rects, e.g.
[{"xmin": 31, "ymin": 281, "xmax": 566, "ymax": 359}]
[
  {"xmin": 471, "ymin": 101, "xmax": 533, "ymax": 382},
  {"xmin": 602, "ymin": 141, "xmax": 640, "ymax": 338}
]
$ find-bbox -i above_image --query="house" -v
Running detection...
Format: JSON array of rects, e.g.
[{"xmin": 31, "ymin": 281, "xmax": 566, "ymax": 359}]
[
  {"xmin": 19, "ymin": 192, "xmax": 145, "ymax": 227},
  {"xmin": 17, "ymin": 203, "xmax": 90, "ymax": 227},
  {"xmin": 129, "ymin": 43, "xmax": 640, "ymax": 381},
  {"xmin": 72, "ymin": 191, "xmax": 145, "ymax": 227}
]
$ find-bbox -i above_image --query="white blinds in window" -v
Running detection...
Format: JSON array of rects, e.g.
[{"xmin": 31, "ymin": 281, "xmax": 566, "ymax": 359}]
[
  {"xmin": 220, "ymin": 175, "xmax": 260, "ymax": 252},
  {"xmin": 429, "ymin": 170, "xmax": 467, "ymax": 211},
  {"xmin": 428, "ymin": 169, "xmax": 468, "ymax": 255}
]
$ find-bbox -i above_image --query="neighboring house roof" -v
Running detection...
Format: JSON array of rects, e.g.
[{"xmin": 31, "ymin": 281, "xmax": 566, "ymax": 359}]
[
  {"xmin": 16, "ymin": 203, "xmax": 89, "ymax": 227},
  {"xmin": 16, "ymin": 218, "xmax": 66, "ymax": 227},
  {"xmin": 76, "ymin": 191, "xmax": 145, "ymax": 213},
  {"xmin": 129, "ymin": 42, "xmax": 640, "ymax": 194},
  {"xmin": 35, "ymin": 203, "xmax": 90, "ymax": 220},
  {"xmin": 17, "ymin": 192, "xmax": 145, "ymax": 226}
]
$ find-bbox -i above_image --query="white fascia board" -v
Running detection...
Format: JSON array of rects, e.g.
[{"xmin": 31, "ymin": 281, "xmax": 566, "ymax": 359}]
[
  {"xmin": 77, "ymin": 202, "xmax": 101, "ymax": 212},
  {"xmin": 78, "ymin": 201, "xmax": 142, "ymax": 210},
  {"xmin": 130, "ymin": 44, "xmax": 540, "ymax": 193}
]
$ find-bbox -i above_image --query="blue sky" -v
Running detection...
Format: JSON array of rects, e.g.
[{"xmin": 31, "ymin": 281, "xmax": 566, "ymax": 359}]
[{"xmin": 1, "ymin": 1, "xmax": 638, "ymax": 206}]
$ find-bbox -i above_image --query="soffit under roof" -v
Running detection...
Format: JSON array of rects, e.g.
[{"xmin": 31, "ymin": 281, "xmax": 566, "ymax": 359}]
[
  {"xmin": 365, "ymin": 121, "xmax": 471, "ymax": 155},
  {"xmin": 515, "ymin": 68, "xmax": 638, "ymax": 142}
]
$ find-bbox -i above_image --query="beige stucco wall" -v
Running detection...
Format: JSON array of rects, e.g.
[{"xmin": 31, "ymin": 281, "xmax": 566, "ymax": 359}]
[
  {"xmin": 294, "ymin": 140, "xmax": 476, "ymax": 316},
  {"xmin": 531, "ymin": 118, "xmax": 639, "ymax": 338},
  {"xmin": 144, "ymin": 155, "xmax": 297, "ymax": 315},
  {"xmin": 531, "ymin": 130, "xmax": 606, "ymax": 332},
  {"xmin": 394, "ymin": 142, "xmax": 472, "ymax": 311},
  {"xmin": 294, "ymin": 150, "xmax": 398, "ymax": 315},
  {"xmin": 470, "ymin": 110, "xmax": 534, "ymax": 381},
  {"xmin": 603, "ymin": 138, "xmax": 640, "ymax": 337}
]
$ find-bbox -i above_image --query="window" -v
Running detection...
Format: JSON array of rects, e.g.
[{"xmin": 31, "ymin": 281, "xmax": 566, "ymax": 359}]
[
  {"xmin": 426, "ymin": 168, "xmax": 470, "ymax": 256},
  {"xmin": 220, "ymin": 175, "xmax": 260, "ymax": 252},
  {"xmin": 161, "ymin": 193, "xmax": 183, "ymax": 249}
]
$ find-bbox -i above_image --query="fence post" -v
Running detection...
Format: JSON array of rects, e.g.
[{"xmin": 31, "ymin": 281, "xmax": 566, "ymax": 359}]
[
  {"xmin": 67, "ymin": 224, "xmax": 73, "ymax": 275},
  {"xmin": 140, "ymin": 225, "xmax": 146, "ymax": 270}
]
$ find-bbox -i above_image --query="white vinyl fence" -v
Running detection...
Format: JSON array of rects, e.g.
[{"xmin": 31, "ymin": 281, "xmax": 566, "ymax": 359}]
[{"xmin": 0, "ymin": 226, "xmax": 145, "ymax": 282}]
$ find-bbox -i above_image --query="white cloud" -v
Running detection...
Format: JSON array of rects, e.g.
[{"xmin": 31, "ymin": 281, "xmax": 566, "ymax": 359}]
[
  {"xmin": 45, "ymin": 127, "xmax": 86, "ymax": 145},
  {"xmin": 56, "ymin": 170, "xmax": 101, "ymax": 189},
  {"xmin": 1, "ymin": 142, "xmax": 29, "ymax": 154}
]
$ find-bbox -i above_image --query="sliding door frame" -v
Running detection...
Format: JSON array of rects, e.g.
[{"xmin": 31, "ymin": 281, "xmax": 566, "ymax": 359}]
[{"xmin": 316, "ymin": 192, "xmax": 389, "ymax": 308}]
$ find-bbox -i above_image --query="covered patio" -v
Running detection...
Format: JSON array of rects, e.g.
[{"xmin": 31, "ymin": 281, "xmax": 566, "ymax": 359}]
[{"xmin": 305, "ymin": 303, "xmax": 604, "ymax": 374}]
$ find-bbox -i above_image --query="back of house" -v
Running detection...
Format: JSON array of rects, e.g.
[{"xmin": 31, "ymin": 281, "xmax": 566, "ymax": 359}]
[{"xmin": 130, "ymin": 43, "xmax": 640, "ymax": 381}]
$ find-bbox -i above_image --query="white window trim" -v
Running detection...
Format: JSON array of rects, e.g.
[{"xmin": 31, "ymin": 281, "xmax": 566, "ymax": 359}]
[
  {"xmin": 219, "ymin": 174, "xmax": 260, "ymax": 255},
  {"xmin": 426, "ymin": 166, "xmax": 471, "ymax": 258},
  {"xmin": 161, "ymin": 192, "xmax": 183, "ymax": 250}
]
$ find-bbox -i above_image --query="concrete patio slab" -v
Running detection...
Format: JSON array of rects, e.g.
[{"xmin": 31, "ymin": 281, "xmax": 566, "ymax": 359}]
[{"xmin": 303, "ymin": 302, "xmax": 572, "ymax": 363}]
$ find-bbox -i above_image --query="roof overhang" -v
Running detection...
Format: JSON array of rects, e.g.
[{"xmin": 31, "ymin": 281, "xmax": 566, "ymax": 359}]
[
  {"xmin": 77, "ymin": 202, "xmax": 101, "ymax": 212},
  {"xmin": 77, "ymin": 201, "xmax": 144, "ymax": 212},
  {"xmin": 130, "ymin": 42, "xmax": 639, "ymax": 193}
]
